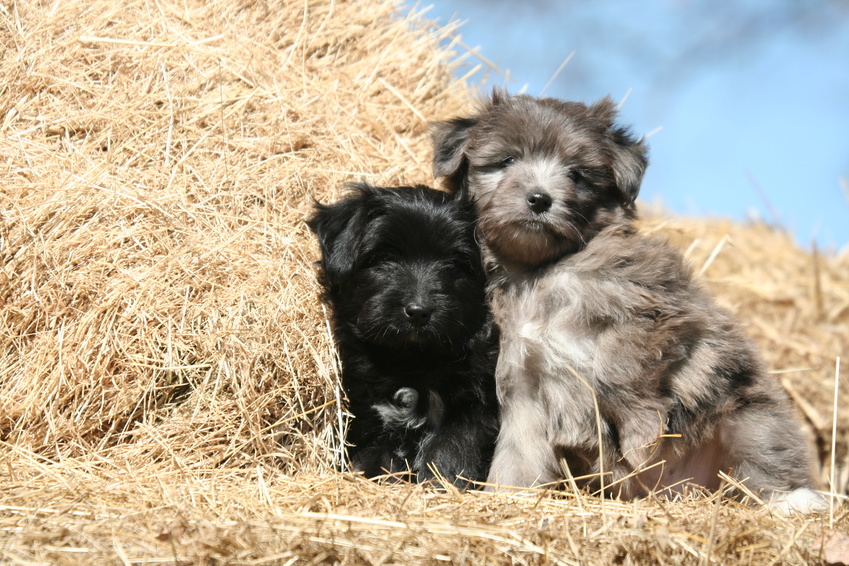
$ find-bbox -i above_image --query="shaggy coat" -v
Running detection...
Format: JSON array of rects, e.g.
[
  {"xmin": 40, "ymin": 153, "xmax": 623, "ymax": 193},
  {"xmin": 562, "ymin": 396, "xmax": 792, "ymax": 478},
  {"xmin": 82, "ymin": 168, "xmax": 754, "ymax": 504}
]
[
  {"xmin": 432, "ymin": 92, "xmax": 820, "ymax": 510},
  {"xmin": 308, "ymin": 183, "xmax": 499, "ymax": 487}
]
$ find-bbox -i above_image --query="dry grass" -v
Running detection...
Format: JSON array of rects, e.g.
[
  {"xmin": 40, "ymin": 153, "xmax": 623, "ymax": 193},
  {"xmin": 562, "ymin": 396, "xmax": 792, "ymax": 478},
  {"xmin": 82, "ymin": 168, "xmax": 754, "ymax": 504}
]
[{"xmin": 0, "ymin": 0, "xmax": 847, "ymax": 564}]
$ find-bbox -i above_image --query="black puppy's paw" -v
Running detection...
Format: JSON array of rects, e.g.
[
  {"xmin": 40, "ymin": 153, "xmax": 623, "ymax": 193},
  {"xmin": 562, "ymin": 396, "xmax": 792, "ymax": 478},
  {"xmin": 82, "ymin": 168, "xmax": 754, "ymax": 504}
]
[
  {"xmin": 393, "ymin": 387, "xmax": 419, "ymax": 409},
  {"xmin": 373, "ymin": 387, "xmax": 425, "ymax": 430},
  {"xmin": 416, "ymin": 439, "xmax": 475, "ymax": 489}
]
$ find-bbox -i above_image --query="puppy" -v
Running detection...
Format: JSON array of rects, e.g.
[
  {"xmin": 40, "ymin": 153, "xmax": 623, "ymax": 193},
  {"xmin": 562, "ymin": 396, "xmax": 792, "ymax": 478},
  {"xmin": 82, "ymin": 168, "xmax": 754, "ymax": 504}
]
[
  {"xmin": 432, "ymin": 92, "xmax": 823, "ymax": 512},
  {"xmin": 308, "ymin": 182, "xmax": 499, "ymax": 487}
]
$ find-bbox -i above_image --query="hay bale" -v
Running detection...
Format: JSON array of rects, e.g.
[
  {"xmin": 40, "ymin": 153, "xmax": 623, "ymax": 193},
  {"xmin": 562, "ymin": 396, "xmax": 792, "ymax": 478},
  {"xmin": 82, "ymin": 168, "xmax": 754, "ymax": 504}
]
[
  {"xmin": 0, "ymin": 0, "xmax": 465, "ymax": 470},
  {"xmin": 0, "ymin": 0, "xmax": 847, "ymax": 563}
]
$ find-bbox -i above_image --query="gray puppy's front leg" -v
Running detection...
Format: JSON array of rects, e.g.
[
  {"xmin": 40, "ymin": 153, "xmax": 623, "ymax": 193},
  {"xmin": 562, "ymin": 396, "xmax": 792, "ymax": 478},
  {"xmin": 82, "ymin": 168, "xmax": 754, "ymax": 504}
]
[{"xmin": 486, "ymin": 385, "xmax": 558, "ymax": 490}]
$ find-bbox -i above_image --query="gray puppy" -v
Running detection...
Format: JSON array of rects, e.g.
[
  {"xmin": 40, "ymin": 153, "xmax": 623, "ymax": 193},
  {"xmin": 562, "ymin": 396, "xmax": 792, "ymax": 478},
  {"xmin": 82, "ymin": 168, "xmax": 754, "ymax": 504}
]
[{"xmin": 432, "ymin": 91, "xmax": 823, "ymax": 512}]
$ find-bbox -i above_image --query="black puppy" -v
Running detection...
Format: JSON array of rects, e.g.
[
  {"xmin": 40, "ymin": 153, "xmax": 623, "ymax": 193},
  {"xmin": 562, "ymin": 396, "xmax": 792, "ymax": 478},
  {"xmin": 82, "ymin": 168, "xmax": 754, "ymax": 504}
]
[{"xmin": 308, "ymin": 182, "xmax": 499, "ymax": 487}]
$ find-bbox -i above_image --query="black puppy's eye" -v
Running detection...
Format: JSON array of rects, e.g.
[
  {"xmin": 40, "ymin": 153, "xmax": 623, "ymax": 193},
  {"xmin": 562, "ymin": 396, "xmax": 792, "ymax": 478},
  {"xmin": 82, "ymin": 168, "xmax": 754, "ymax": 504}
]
[
  {"xmin": 568, "ymin": 169, "xmax": 581, "ymax": 182},
  {"xmin": 449, "ymin": 262, "xmax": 473, "ymax": 280},
  {"xmin": 363, "ymin": 250, "xmax": 393, "ymax": 267}
]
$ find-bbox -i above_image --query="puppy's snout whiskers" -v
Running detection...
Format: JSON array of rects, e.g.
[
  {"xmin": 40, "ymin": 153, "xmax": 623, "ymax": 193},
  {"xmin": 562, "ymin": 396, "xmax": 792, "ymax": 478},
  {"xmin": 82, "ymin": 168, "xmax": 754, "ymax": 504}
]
[{"xmin": 567, "ymin": 220, "xmax": 588, "ymax": 247}]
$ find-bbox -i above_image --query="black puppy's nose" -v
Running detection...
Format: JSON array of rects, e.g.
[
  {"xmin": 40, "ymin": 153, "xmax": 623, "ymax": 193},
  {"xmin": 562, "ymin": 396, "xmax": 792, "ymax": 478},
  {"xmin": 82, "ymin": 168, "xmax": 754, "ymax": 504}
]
[
  {"xmin": 404, "ymin": 303, "xmax": 432, "ymax": 326},
  {"xmin": 526, "ymin": 192, "xmax": 552, "ymax": 214}
]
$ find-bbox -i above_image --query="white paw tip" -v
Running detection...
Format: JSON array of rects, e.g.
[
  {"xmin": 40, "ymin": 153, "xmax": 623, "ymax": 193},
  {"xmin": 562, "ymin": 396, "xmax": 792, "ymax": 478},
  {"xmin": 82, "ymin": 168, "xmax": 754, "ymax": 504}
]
[{"xmin": 768, "ymin": 487, "xmax": 829, "ymax": 515}]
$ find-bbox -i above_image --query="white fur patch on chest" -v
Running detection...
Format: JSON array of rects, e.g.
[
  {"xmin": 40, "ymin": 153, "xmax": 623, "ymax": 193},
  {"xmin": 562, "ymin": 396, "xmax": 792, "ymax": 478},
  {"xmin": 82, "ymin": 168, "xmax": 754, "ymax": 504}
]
[{"xmin": 495, "ymin": 272, "xmax": 597, "ymax": 376}]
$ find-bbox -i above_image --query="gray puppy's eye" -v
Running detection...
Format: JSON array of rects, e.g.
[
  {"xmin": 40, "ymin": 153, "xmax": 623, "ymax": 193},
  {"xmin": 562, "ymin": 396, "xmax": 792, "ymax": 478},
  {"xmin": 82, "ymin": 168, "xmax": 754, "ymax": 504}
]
[{"xmin": 499, "ymin": 156, "xmax": 516, "ymax": 168}]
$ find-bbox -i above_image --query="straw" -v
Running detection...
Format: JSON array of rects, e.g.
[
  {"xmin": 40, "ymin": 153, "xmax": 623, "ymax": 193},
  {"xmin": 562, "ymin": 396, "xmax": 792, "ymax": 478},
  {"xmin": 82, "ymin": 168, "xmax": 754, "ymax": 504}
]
[{"xmin": 1, "ymin": 0, "xmax": 847, "ymax": 563}]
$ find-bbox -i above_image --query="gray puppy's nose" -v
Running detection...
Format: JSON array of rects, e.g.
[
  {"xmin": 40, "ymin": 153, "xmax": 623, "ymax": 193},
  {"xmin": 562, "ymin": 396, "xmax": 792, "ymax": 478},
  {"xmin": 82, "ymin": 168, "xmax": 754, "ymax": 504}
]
[
  {"xmin": 526, "ymin": 192, "xmax": 552, "ymax": 214},
  {"xmin": 404, "ymin": 303, "xmax": 432, "ymax": 326}
]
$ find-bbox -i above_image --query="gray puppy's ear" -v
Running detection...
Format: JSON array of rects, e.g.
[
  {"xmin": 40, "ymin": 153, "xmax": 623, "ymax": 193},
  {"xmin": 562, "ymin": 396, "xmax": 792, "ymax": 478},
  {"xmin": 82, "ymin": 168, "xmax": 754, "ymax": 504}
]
[
  {"xmin": 431, "ymin": 116, "xmax": 477, "ymax": 180},
  {"xmin": 609, "ymin": 125, "xmax": 648, "ymax": 206},
  {"xmin": 489, "ymin": 87, "xmax": 510, "ymax": 108},
  {"xmin": 432, "ymin": 89, "xmax": 508, "ymax": 195},
  {"xmin": 587, "ymin": 96, "xmax": 618, "ymax": 126},
  {"xmin": 589, "ymin": 97, "xmax": 649, "ymax": 206}
]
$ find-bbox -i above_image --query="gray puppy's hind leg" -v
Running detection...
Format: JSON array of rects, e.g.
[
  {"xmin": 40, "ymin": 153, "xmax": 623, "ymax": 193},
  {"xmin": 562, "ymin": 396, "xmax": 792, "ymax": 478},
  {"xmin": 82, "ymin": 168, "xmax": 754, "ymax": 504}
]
[{"xmin": 723, "ymin": 403, "xmax": 826, "ymax": 514}]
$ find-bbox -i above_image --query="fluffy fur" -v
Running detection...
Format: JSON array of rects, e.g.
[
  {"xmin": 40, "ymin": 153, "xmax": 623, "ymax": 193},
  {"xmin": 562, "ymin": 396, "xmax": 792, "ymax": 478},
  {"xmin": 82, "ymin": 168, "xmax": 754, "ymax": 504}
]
[
  {"xmin": 432, "ymin": 92, "xmax": 822, "ymax": 511},
  {"xmin": 308, "ymin": 183, "xmax": 499, "ymax": 487}
]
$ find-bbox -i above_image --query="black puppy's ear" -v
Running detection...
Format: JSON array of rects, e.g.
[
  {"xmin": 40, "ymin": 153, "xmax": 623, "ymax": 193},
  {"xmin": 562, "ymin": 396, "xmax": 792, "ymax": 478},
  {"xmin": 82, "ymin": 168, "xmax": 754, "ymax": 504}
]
[
  {"xmin": 307, "ymin": 184, "xmax": 373, "ymax": 286},
  {"xmin": 590, "ymin": 97, "xmax": 649, "ymax": 206}
]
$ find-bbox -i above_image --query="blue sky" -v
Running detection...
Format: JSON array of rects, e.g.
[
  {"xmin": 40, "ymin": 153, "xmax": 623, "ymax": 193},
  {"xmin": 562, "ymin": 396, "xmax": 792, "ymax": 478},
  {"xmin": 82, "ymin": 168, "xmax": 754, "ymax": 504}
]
[{"xmin": 423, "ymin": 1, "xmax": 849, "ymax": 252}]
